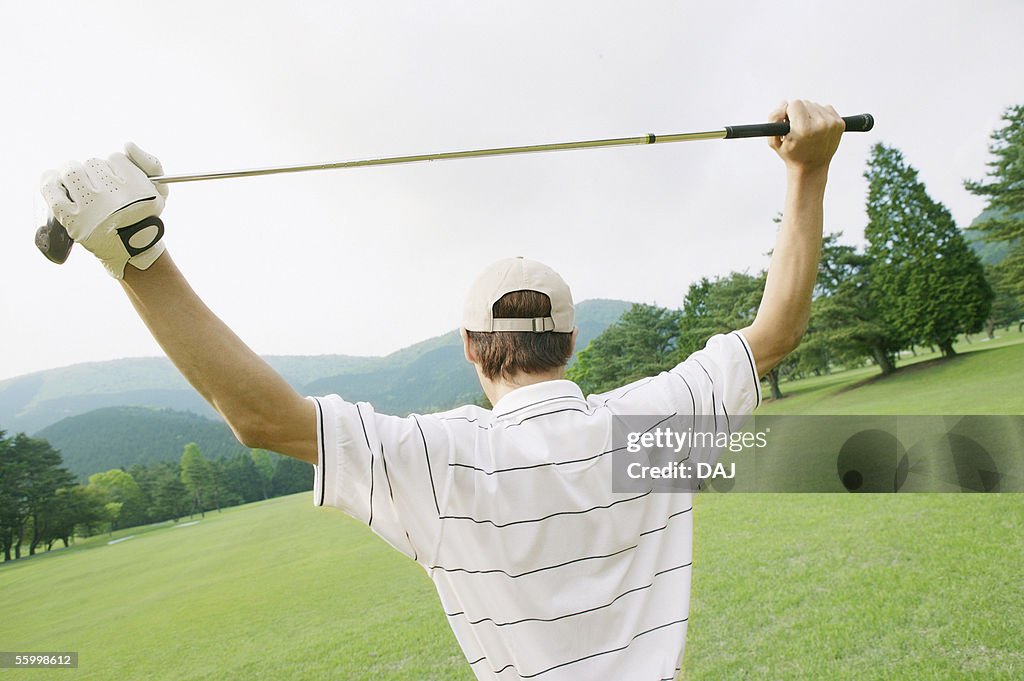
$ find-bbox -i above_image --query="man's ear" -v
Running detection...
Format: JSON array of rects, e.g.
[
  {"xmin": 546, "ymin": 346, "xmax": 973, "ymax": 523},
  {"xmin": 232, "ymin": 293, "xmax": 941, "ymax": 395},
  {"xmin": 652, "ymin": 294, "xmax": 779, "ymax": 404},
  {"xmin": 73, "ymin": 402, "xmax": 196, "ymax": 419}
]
[
  {"xmin": 460, "ymin": 328, "xmax": 478, "ymax": 364},
  {"xmin": 570, "ymin": 326, "xmax": 579, "ymax": 355}
]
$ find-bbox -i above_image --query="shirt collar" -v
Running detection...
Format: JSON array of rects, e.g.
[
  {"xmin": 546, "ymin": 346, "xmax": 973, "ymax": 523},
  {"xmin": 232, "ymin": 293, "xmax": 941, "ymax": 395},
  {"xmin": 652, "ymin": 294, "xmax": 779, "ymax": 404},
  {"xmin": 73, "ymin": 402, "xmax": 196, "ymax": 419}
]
[{"xmin": 490, "ymin": 379, "xmax": 585, "ymax": 419}]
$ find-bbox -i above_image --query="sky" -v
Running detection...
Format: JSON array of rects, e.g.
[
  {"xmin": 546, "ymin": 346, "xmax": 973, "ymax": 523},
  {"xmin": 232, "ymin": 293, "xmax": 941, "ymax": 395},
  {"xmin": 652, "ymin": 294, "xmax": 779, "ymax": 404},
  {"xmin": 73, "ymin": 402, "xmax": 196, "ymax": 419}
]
[{"xmin": 1, "ymin": 1, "xmax": 1022, "ymax": 382}]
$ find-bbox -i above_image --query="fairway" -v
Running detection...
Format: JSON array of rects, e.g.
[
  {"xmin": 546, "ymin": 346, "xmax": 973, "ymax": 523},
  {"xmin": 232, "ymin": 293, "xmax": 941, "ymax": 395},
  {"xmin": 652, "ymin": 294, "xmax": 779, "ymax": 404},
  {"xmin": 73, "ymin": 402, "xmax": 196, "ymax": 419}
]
[
  {"xmin": 3, "ymin": 338, "xmax": 1023, "ymax": 680},
  {"xmin": 4, "ymin": 495, "xmax": 1022, "ymax": 680},
  {"xmin": 758, "ymin": 328, "xmax": 1024, "ymax": 415},
  {"xmin": 1, "ymin": 496, "xmax": 471, "ymax": 681},
  {"xmin": 686, "ymin": 494, "xmax": 1024, "ymax": 679}
]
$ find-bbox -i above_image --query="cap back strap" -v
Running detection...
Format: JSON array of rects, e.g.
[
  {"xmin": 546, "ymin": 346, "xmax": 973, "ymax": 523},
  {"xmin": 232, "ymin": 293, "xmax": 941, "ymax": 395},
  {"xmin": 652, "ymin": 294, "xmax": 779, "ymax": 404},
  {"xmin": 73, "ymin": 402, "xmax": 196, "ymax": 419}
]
[{"xmin": 489, "ymin": 317, "xmax": 556, "ymax": 332}]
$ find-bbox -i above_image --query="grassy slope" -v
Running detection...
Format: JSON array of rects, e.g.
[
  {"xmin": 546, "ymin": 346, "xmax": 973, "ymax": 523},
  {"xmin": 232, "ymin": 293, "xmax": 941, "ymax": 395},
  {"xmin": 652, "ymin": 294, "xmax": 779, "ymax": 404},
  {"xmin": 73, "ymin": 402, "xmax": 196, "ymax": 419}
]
[
  {"xmin": 3, "ymin": 331, "xmax": 1023, "ymax": 680},
  {"xmin": 682, "ymin": 329, "xmax": 1024, "ymax": 679},
  {"xmin": 758, "ymin": 327, "xmax": 1024, "ymax": 415},
  {"xmin": 687, "ymin": 495, "xmax": 1024, "ymax": 680},
  {"xmin": 0, "ymin": 496, "xmax": 471, "ymax": 681}
]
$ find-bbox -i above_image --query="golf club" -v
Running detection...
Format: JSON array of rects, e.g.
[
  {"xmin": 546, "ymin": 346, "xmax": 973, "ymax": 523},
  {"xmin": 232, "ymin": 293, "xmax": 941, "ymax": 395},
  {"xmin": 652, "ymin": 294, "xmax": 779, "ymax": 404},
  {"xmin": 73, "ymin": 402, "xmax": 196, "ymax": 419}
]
[{"xmin": 35, "ymin": 113, "xmax": 873, "ymax": 264}]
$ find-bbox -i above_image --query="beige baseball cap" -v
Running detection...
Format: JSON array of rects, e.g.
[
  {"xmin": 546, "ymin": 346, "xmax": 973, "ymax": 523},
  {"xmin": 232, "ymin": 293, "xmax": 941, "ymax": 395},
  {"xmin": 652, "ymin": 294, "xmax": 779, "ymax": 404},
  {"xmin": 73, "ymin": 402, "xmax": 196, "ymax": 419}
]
[{"xmin": 462, "ymin": 257, "xmax": 575, "ymax": 333}]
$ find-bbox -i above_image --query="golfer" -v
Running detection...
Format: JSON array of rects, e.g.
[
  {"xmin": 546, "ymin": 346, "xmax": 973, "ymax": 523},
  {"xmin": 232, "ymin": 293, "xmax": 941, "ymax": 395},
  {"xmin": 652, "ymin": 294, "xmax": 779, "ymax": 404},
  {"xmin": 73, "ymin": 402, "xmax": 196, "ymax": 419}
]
[{"xmin": 40, "ymin": 100, "xmax": 844, "ymax": 680}]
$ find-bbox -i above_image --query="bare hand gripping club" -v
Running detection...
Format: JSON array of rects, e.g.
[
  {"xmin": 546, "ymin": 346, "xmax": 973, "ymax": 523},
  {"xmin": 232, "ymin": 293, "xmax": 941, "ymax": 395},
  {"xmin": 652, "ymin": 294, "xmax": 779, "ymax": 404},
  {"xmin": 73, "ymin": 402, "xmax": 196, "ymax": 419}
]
[{"xmin": 36, "ymin": 113, "xmax": 873, "ymax": 265}]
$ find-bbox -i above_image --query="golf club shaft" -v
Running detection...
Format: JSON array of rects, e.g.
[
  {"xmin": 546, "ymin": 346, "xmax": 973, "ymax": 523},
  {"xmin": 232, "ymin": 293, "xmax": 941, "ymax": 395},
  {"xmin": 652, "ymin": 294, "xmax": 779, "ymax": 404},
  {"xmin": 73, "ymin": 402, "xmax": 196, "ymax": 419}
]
[
  {"xmin": 34, "ymin": 113, "xmax": 873, "ymax": 264},
  {"xmin": 152, "ymin": 131, "xmax": 727, "ymax": 184},
  {"xmin": 150, "ymin": 114, "xmax": 874, "ymax": 184}
]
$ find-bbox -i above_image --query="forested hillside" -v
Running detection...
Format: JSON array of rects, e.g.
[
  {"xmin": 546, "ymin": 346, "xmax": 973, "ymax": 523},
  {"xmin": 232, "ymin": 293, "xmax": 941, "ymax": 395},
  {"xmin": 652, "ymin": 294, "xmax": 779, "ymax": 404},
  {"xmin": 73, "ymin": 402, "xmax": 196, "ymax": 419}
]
[
  {"xmin": 2, "ymin": 299, "xmax": 631, "ymax": 478},
  {"xmin": 36, "ymin": 407, "xmax": 248, "ymax": 480},
  {"xmin": 0, "ymin": 299, "xmax": 631, "ymax": 434}
]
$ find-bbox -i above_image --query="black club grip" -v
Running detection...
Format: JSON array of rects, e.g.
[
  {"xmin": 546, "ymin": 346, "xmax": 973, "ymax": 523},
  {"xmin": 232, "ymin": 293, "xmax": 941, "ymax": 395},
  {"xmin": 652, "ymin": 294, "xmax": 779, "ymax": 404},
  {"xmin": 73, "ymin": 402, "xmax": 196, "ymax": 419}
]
[{"xmin": 724, "ymin": 113, "xmax": 874, "ymax": 139}]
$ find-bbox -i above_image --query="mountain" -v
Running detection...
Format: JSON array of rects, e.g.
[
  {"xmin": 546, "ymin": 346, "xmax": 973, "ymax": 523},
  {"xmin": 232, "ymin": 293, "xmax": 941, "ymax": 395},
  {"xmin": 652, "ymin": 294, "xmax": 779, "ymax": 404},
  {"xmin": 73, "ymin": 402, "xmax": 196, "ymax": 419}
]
[
  {"xmin": 304, "ymin": 298, "xmax": 632, "ymax": 414},
  {"xmin": 1, "ymin": 297, "xmax": 632, "ymax": 436},
  {"xmin": 35, "ymin": 406, "xmax": 247, "ymax": 480},
  {"xmin": 965, "ymin": 208, "xmax": 1019, "ymax": 266}
]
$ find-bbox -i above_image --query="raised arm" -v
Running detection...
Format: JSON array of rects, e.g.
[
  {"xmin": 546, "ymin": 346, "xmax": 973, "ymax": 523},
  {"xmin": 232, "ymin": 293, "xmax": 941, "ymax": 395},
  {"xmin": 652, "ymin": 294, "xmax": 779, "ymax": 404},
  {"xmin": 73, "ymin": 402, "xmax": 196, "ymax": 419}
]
[
  {"xmin": 121, "ymin": 255, "xmax": 317, "ymax": 462},
  {"xmin": 740, "ymin": 100, "xmax": 845, "ymax": 376},
  {"xmin": 40, "ymin": 144, "xmax": 317, "ymax": 463}
]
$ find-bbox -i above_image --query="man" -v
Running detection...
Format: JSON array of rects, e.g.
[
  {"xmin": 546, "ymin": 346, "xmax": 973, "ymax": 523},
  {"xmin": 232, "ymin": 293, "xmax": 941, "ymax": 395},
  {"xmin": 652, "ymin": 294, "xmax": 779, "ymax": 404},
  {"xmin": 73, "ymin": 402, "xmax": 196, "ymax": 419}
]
[{"xmin": 40, "ymin": 100, "xmax": 844, "ymax": 680}]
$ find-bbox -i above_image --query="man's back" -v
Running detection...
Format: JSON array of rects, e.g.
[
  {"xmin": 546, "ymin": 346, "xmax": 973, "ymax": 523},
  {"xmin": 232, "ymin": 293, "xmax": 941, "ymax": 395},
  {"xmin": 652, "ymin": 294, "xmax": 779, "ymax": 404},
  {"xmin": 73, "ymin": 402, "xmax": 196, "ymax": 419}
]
[{"xmin": 311, "ymin": 332, "xmax": 759, "ymax": 680}]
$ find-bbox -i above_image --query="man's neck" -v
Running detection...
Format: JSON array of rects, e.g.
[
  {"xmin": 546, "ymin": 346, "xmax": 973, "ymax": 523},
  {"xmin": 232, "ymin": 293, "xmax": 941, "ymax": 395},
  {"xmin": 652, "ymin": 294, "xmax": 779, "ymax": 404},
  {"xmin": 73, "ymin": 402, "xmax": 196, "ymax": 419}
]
[{"xmin": 482, "ymin": 368, "xmax": 566, "ymax": 407}]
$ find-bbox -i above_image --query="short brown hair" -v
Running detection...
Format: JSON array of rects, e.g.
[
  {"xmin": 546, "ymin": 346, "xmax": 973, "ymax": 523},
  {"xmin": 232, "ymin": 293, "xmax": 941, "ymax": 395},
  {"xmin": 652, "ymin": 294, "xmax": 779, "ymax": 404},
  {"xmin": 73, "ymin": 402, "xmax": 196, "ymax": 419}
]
[{"xmin": 466, "ymin": 290, "xmax": 574, "ymax": 381}]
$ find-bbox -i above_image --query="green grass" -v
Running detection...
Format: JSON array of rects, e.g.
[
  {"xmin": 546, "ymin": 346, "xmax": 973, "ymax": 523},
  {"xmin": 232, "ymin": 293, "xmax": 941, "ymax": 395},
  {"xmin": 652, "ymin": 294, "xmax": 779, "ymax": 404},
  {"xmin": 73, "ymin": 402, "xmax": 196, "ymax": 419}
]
[
  {"xmin": 686, "ymin": 494, "xmax": 1024, "ymax": 680},
  {"xmin": 681, "ymin": 329, "xmax": 1024, "ymax": 678},
  {"xmin": 0, "ymin": 497, "xmax": 471, "ymax": 681},
  {"xmin": 3, "ymin": 330, "xmax": 1023, "ymax": 680},
  {"xmin": 760, "ymin": 326, "xmax": 1024, "ymax": 415},
  {"xmin": 5, "ymin": 495, "xmax": 1021, "ymax": 681}
]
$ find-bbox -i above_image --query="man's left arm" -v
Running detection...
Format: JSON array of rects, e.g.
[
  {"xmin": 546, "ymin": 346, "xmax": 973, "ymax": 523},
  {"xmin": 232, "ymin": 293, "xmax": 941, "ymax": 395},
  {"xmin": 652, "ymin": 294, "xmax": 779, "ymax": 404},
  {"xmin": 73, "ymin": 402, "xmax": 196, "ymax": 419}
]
[{"xmin": 740, "ymin": 100, "xmax": 845, "ymax": 376}]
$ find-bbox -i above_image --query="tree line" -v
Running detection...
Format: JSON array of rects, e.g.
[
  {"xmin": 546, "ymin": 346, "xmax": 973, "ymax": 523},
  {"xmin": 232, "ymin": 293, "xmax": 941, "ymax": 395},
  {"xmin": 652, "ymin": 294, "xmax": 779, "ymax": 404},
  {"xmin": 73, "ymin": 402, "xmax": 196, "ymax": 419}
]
[
  {"xmin": 0, "ymin": 430, "xmax": 311, "ymax": 562},
  {"xmin": 569, "ymin": 106, "xmax": 1024, "ymax": 397}
]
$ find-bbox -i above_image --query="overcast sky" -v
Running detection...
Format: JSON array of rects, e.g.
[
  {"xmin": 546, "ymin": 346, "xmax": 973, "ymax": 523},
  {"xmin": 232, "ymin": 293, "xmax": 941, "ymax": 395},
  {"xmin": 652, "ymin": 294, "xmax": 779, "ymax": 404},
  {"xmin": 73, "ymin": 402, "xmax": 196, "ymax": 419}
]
[{"xmin": 1, "ymin": 1, "xmax": 1022, "ymax": 381}]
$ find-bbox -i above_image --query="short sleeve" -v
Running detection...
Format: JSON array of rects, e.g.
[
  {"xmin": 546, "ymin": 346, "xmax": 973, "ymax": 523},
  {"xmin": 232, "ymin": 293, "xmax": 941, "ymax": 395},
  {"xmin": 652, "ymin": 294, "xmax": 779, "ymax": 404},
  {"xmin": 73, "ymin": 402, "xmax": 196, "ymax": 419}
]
[
  {"xmin": 682, "ymin": 331, "xmax": 761, "ymax": 415},
  {"xmin": 587, "ymin": 331, "xmax": 760, "ymax": 420},
  {"xmin": 307, "ymin": 395, "xmax": 450, "ymax": 564}
]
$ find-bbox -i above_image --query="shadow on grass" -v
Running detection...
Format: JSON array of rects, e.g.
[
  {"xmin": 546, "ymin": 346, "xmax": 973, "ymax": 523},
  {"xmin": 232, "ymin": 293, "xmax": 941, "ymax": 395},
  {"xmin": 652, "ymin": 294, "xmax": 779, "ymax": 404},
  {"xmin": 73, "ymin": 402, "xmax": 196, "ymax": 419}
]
[{"xmin": 831, "ymin": 342, "xmax": 1017, "ymax": 396}]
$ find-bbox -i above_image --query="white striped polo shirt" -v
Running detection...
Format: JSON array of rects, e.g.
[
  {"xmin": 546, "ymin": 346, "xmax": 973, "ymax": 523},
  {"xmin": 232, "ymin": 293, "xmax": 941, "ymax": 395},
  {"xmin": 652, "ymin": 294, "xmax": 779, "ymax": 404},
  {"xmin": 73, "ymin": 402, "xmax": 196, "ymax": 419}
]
[{"xmin": 310, "ymin": 331, "xmax": 760, "ymax": 680}]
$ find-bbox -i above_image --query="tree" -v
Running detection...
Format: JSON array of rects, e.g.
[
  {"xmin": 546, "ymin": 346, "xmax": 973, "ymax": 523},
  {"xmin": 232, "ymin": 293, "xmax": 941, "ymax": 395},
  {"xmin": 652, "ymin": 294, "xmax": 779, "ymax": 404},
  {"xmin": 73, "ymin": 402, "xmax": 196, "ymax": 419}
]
[
  {"xmin": 150, "ymin": 462, "xmax": 191, "ymax": 522},
  {"xmin": 803, "ymin": 234, "xmax": 906, "ymax": 375},
  {"xmin": 777, "ymin": 235, "xmax": 852, "ymax": 379},
  {"xmin": 23, "ymin": 438, "xmax": 76, "ymax": 555},
  {"xmin": 103, "ymin": 502, "xmax": 124, "ymax": 537},
  {"xmin": 675, "ymin": 271, "xmax": 784, "ymax": 397},
  {"xmin": 271, "ymin": 456, "xmax": 313, "ymax": 497},
  {"xmin": 221, "ymin": 453, "xmax": 264, "ymax": 504},
  {"xmin": 812, "ymin": 271, "xmax": 902, "ymax": 374},
  {"xmin": 180, "ymin": 443, "xmax": 212, "ymax": 517},
  {"xmin": 965, "ymin": 104, "xmax": 1024, "ymax": 300},
  {"xmin": 250, "ymin": 450, "xmax": 276, "ymax": 500},
  {"xmin": 87, "ymin": 469, "xmax": 145, "ymax": 532},
  {"xmin": 0, "ymin": 432, "xmax": 75, "ymax": 560},
  {"xmin": 983, "ymin": 264, "xmax": 1024, "ymax": 335},
  {"xmin": 203, "ymin": 458, "xmax": 230, "ymax": 512},
  {"xmin": 40, "ymin": 486, "xmax": 107, "ymax": 549},
  {"xmin": 59, "ymin": 486, "xmax": 112, "ymax": 539},
  {"xmin": 0, "ymin": 430, "xmax": 23, "ymax": 561},
  {"xmin": 677, "ymin": 272, "xmax": 764, "ymax": 355},
  {"xmin": 127, "ymin": 463, "xmax": 156, "ymax": 525},
  {"xmin": 567, "ymin": 304, "xmax": 681, "ymax": 395},
  {"xmin": 865, "ymin": 143, "xmax": 992, "ymax": 357}
]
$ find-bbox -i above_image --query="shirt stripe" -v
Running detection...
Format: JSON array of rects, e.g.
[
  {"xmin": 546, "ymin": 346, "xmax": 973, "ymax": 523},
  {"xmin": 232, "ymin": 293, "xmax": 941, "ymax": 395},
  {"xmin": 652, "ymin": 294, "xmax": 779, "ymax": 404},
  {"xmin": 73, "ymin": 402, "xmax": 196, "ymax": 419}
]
[
  {"xmin": 439, "ymin": 490, "xmax": 652, "ymax": 528},
  {"xmin": 476, "ymin": 616, "xmax": 689, "ymax": 679},
  {"xmin": 412, "ymin": 414, "xmax": 441, "ymax": 516},
  {"xmin": 311, "ymin": 397, "xmax": 326, "ymax": 507},
  {"xmin": 433, "ymin": 506, "xmax": 692, "ymax": 580},
  {"xmin": 355, "ymin": 404, "xmax": 375, "ymax": 527},
  {"xmin": 447, "ymin": 413, "xmax": 676, "ymax": 475},
  {"xmin": 732, "ymin": 330, "xmax": 762, "ymax": 408},
  {"xmin": 448, "ymin": 561, "xmax": 692, "ymax": 628}
]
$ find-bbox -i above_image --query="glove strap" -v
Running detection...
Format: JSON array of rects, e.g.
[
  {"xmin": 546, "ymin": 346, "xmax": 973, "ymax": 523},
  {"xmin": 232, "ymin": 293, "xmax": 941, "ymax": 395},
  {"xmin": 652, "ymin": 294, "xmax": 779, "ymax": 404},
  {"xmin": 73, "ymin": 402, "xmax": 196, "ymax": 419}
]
[{"xmin": 116, "ymin": 216, "xmax": 165, "ymax": 257}]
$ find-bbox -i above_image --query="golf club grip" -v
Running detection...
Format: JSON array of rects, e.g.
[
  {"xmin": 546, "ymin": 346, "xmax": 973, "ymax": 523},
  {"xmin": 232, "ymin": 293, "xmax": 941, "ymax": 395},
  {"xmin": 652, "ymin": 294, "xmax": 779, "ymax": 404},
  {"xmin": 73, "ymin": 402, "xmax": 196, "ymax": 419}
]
[
  {"xmin": 35, "ymin": 216, "xmax": 74, "ymax": 265},
  {"xmin": 724, "ymin": 113, "xmax": 874, "ymax": 139},
  {"xmin": 35, "ymin": 215, "xmax": 165, "ymax": 265}
]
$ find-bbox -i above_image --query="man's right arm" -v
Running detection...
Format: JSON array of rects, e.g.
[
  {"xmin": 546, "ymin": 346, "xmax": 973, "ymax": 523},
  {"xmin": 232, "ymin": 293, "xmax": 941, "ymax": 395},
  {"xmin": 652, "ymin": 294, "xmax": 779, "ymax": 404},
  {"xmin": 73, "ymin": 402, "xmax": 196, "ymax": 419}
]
[
  {"xmin": 120, "ymin": 254, "xmax": 317, "ymax": 463},
  {"xmin": 41, "ymin": 144, "xmax": 317, "ymax": 463}
]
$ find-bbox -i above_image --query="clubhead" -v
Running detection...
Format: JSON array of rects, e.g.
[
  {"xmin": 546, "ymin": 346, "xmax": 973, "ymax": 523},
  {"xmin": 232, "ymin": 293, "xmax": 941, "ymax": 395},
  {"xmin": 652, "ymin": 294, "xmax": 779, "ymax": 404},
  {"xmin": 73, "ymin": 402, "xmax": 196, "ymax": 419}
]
[{"xmin": 35, "ymin": 215, "xmax": 74, "ymax": 265}]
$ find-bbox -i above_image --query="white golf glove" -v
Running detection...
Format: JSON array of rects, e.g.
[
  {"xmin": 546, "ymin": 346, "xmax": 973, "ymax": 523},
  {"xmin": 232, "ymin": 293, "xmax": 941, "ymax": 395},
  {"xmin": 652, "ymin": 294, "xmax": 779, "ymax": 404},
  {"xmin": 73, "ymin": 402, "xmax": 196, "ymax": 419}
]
[{"xmin": 40, "ymin": 143, "xmax": 168, "ymax": 279}]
